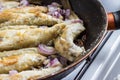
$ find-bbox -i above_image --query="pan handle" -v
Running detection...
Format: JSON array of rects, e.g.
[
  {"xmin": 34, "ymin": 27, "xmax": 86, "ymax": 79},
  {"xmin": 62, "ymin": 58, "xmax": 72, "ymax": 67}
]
[{"xmin": 108, "ymin": 11, "xmax": 120, "ymax": 30}]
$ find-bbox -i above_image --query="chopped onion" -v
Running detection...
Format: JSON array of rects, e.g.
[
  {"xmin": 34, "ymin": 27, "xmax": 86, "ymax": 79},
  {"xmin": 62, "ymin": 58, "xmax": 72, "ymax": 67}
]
[
  {"xmin": 47, "ymin": 2, "xmax": 71, "ymax": 19},
  {"xmin": 58, "ymin": 56, "xmax": 68, "ymax": 66},
  {"xmin": 20, "ymin": 0, "xmax": 29, "ymax": 6},
  {"xmin": 65, "ymin": 9, "xmax": 70, "ymax": 18},
  {"xmin": 9, "ymin": 70, "xmax": 18, "ymax": 76},
  {"xmin": 38, "ymin": 44, "xmax": 56, "ymax": 56},
  {"xmin": 53, "ymin": 11, "xmax": 61, "ymax": 18},
  {"xmin": 60, "ymin": 9, "xmax": 66, "ymax": 15},
  {"xmin": 46, "ymin": 58, "xmax": 61, "ymax": 67},
  {"xmin": 0, "ymin": 3, "xmax": 4, "ymax": 12}
]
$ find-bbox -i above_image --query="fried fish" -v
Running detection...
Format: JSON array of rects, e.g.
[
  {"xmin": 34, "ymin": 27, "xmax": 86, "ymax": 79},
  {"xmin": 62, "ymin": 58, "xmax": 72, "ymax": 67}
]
[
  {"xmin": 0, "ymin": 48, "xmax": 39, "ymax": 57},
  {"xmin": 0, "ymin": 23, "xmax": 65, "ymax": 51},
  {"xmin": 0, "ymin": 11, "xmax": 63, "ymax": 26},
  {"xmin": 0, "ymin": 0, "xmax": 20, "ymax": 10},
  {"xmin": 0, "ymin": 66, "xmax": 62, "ymax": 80},
  {"xmin": 54, "ymin": 21, "xmax": 85, "ymax": 61},
  {"xmin": 3, "ymin": 6, "xmax": 48, "ymax": 13},
  {"xmin": 0, "ymin": 53, "xmax": 46, "ymax": 73},
  {"xmin": 0, "ymin": 25, "xmax": 38, "ymax": 30}
]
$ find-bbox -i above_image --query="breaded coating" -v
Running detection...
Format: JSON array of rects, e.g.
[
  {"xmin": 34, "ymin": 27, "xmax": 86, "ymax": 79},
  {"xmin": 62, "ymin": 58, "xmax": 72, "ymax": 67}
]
[
  {"xmin": 0, "ymin": 0, "xmax": 20, "ymax": 10},
  {"xmin": 0, "ymin": 25, "xmax": 38, "ymax": 30},
  {"xmin": 0, "ymin": 53, "xmax": 46, "ymax": 73},
  {"xmin": 0, "ymin": 48, "xmax": 39, "ymax": 57},
  {"xmin": 0, "ymin": 11, "xmax": 63, "ymax": 26},
  {"xmin": 54, "ymin": 21, "xmax": 85, "ymax": 61},
  {"xmin": 0, "ymin": 23, "xmax": 65, "ymax": 51},
  {"xmin": 0, "ymin": 66, "xmax": 62, "ymax": 80},
  {"xmin": 3, "ymin": 6, "xmax": 48, "ymax": 13}
]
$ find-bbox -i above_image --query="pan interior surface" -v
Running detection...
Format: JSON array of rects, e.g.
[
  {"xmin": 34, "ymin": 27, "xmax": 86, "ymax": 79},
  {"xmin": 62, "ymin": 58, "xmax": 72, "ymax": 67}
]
[{"xmin": 69, "ymin": 0, "xmax": 107, "ymax": 50}]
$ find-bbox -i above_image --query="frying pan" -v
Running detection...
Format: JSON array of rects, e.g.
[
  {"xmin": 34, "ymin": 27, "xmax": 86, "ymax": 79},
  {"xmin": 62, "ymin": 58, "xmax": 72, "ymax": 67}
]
[{"xmin": 31, "ymin": 0, "xmax": 119, "ymax": 80}]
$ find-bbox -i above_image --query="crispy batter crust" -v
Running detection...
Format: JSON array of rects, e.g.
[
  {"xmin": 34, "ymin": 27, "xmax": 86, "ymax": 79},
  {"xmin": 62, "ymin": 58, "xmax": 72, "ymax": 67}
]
[
  {"xmin": 0, "ymin": 66, "xmax": 62, "ymax": 80},
  {"xmin": 0, "ymin": 25, "xmax": 38, "ymax": 30},
  {"xmin": 3, "ymin": 6, "xmax": 48, "ymax": 13},
  {"xmin": 0, "ymin": 53, "xmax": 46, "ymax": 73},
  {"xmin": 0, "ymin": 10, "xmax": 62, "ymax": 26},
  {"xmin": 54, "ymin": 21, "xmax": 85, "ymax": 61},
  {"xmin": 0, "ymin": 23, "xmax": 65, "ymax": 51}
]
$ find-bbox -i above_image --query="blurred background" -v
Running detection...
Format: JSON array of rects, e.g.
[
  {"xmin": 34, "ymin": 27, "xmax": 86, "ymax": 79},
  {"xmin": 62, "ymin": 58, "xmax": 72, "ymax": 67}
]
[{"xmin": 99, "ymin": 0, "xmax": 120, "ymax": 12}]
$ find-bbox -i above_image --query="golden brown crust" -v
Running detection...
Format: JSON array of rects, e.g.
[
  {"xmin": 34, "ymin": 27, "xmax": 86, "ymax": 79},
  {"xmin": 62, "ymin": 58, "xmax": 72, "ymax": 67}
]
[
  {"xmin": 0, "ymin": 25, "xmax": 38, "ymax": 30},
  {"xmin": 0, "ymin": 12, "xmax": 63, "ymax": 27},
  {"xmin": 0, "ymin": 48, "xmax": 39, "ymax": 57},
  {"xmin": 0, "ymin": 53, "xmax": 46, "ymax": 73},
  {"xmin": 0, "ymin": 23, "xmax": 65, "ymax": 51},
  {"xmin": 0, "ymin": 55, "xmax": 19, "ymax": 66},
  {"xmin": 0, "ymin": 0, "xmax": 20, "ymax": 10},
  {"xmin": 3, "ymin": 6, "xmax": 48, "ymax": 13},
  {"xmin": 54, "ymin": 22, "xmax": 85, "ymax": 61},
  {"xmin": 0, "ymin": 66, "xmax": 62, "ymax": 80}
]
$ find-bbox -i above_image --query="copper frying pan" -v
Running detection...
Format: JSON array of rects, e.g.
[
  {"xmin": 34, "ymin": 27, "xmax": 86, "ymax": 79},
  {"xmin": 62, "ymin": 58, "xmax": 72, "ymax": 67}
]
[{"xmin": 29, "ymin": 0, "xmax": 120, "ymax": 80}]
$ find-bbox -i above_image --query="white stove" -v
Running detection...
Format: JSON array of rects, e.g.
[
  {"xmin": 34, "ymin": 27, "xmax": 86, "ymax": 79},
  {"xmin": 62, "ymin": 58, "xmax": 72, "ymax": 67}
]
[{"xmin": 62, "ymin": 0, "xmax": 120, "ymax": 80}]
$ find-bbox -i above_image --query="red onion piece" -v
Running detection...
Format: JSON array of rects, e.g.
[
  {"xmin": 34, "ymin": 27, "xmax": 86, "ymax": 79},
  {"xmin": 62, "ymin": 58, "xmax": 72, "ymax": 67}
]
[
  {"xmin": 0, "ymin": 3, "xmax": 4, "ymax": 12},
  {"xmin": 47, "ymin": 2, "xmax": 71, "ymax": 19},
  {"xmin": 58, "ymin": 56, "xmax": 68, "ymax": 66},
  {"xmin": 53, "ymin": 11, "xmax": 61, "ymax": 18},
  {"xmin": 46, "ymin": 58, "xmax": 61, "ymax": 67},
  {"xmin": 20, "ymin": 0, "xmax": 29, "ymax": 6},
  {"xmin": 9, "ymin": 70, "xmax": 18, "ymax": 76},
  {"xmin": 38, "ymin": 44, "xmax": 56, "ymax": 56},
  {"xmin": 65, "ymin": 9, "xmax": 70, "ymax": 18},
  {"xmin": 72, "ymin": 19, "xmax": 83, "ymax": 24}
]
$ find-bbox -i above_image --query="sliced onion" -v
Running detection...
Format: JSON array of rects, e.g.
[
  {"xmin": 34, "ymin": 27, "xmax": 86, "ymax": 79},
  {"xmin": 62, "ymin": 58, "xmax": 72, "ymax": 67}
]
[
  {"xmin": 20, "ymin": 0, "xmax": 29, "ymax": 6},
  {"xmin": 53, "ymin": 11, "xmax": 61, "ymax": 18},
  {"xmin": 0, "ymin": 3, "xmax": 4, "ymax": 12},
  {"xmin": 65, "ymin": 9, "xmax": 70, "ymax": 18},
  {"xmin": 58, "ymin": 56, "xmax": 68, "ymax": 66},
  {"xmin": 72, "ymin": 19, "xmax": 83, "ymax": 24},
  {"xmin": 9, "ymin": 70, "xmax": 18, "ymax": 76},
  {"xmin": 38, "ymin": 44, "xmax": 56, "ymax": 56},
  {"xmin": 46, "ymin": 58, "xmax": 61, "ymax": 67},
  {"xmin": 47, "ymin": 2, "xmax": 71, "ymax": 19},
  {"xmin": 60, "ymin": 9, "xmax": 66, "ymax": 15}
]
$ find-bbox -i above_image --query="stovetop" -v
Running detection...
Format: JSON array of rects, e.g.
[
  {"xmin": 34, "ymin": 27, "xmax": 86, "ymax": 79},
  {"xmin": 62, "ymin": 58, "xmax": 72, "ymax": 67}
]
[
  {"xmin": 62, "ymin": 30, "xmax": 120, "ymax": 80},
  {"xmin": 81, "ymin": 30, "xmax": 120, "ymax": 80}
]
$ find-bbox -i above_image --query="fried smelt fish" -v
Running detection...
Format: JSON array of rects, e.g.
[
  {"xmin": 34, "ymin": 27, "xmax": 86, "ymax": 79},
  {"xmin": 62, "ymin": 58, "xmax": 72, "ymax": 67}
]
[
  {"xmin": 0, "ymin": 11, "xmax": 63, "ymax": 27},
  {"xmin": 3, "ymin": 6, "xmax": 48, "ymax": 13},
  {"xmin": 0, "ymin": 25, "xmax": 38, "ymax": 30},
  {"xmin": 0, "ymin": 58, "xmax": 62, "ymax": 80},
  {"xmin": 54, "ymin": 21, "xmax": 85, "ymax": 61},
  {"xmin": 0, "ymin": 53, "xmax": 46, "ymax": 73},
  {"xmin": 0, "ymin": 66, "xmax": 62, "ymax": 80},
  {"xmin": 0, "ymin": 48, "xmax": 39, "ymax": 57},
  {"xmin": 0, "ymin": 0, "xmax": 20, "ymax": 10},
  {"xmin": 0, "ymin": 23, "xmax": 65, "ymax": 51}
]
